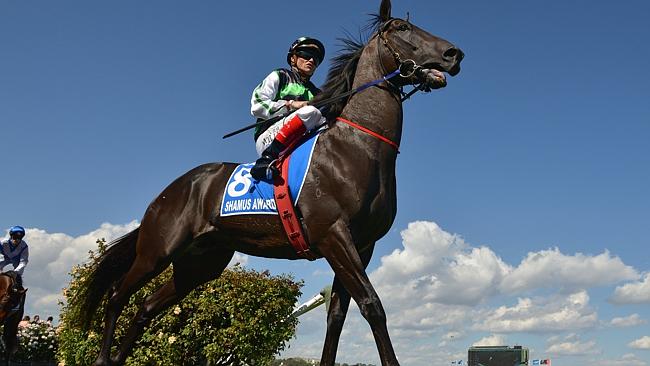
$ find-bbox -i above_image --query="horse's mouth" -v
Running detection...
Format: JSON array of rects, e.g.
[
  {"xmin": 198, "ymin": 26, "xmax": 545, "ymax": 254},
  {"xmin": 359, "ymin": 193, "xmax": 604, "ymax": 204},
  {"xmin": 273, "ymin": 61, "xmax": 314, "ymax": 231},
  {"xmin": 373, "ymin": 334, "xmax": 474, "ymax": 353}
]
[
  {"xmin": 417, "ymin": 64, "xmax": 448, "ymax": 90},
  {"xmin": 415, "ymin": 59, "xmax": 462, "ymax": 90},
  {"xmin": 422, "ymin": 61, "xmax": 461, "ymax": 76}
]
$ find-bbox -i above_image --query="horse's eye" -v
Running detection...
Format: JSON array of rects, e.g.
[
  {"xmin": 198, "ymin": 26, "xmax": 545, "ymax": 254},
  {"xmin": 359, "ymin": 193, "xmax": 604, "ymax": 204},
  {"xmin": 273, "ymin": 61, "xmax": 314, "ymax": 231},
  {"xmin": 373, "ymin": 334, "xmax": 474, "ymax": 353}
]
[{"xmin": 397, "ymin": 23, "xmax": 410, "ymax": 31}]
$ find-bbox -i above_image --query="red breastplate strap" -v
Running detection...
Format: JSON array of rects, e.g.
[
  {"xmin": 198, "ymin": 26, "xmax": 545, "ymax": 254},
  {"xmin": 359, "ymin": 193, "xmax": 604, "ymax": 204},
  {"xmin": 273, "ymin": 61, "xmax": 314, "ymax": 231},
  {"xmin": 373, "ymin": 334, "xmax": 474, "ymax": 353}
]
[
  {"xmin": 273, "ymin": 155, "xmax": 318, "ymax": 261},
  {"xmin": 336, "ymin": 117, "xmax": 400, "ymax": 152}
]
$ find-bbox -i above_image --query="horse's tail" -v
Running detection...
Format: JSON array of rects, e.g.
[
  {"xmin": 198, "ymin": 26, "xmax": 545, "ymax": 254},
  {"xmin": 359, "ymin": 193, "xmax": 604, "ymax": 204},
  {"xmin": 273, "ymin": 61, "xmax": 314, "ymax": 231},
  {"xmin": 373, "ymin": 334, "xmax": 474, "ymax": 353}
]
[{"xmin": 76, "ymin": 227, "xmax": 140, "ymax": 329}]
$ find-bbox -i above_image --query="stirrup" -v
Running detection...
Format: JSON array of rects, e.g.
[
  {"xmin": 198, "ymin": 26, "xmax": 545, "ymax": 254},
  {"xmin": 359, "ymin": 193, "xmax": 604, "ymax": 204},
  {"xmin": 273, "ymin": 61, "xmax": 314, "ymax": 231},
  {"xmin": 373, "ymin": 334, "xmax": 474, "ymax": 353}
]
[
  {"xmin": 262, "ymin": 158, "xmax": 280, "ymax": 180},
  {"xmin": 251, "ymin": 157, "xmax": 279, "ymax": 181}
]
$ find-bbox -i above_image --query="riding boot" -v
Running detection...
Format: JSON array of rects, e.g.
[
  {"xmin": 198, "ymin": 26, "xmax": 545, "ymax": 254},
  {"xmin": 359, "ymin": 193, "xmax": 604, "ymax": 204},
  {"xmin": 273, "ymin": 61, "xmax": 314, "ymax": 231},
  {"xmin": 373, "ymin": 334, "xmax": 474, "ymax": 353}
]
[
  {"xmin": 250, "ymin": 114, "xmax": 307, "ymax": 181},
  {"xmin": 250, "ymin": 139, "xmax": 285, "ymax": 180}
]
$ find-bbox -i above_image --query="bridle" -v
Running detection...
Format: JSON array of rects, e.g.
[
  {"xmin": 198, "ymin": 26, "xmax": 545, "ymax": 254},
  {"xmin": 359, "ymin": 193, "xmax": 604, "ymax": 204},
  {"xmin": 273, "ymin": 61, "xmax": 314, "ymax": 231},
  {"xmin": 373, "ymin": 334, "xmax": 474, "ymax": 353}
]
[
  {"xmin": 0, "ymin": 274, "xmax": 22, "ymax": 320},
  {"xmin": 222, "ymin": 17, "xmax": 439, "ymax": 140},
  {"xmin": 376, "ymin": 17, "xmax": 437, "ymax": 102},
  {"xmin": 331, "ymin": 17, "xmax": 444, "ymax": 153}
]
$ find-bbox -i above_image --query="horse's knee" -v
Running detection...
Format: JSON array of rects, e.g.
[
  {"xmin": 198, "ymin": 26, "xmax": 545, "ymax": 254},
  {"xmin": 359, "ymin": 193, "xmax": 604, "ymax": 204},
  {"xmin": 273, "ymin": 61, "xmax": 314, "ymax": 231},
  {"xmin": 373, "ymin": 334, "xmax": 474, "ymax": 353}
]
[
  {"xmin": 327, "ymin": 309, "xmax": 347, "ymax": 326},
  {"xmin": 358, "ymin": 297, "xmax": 386, "ymax": 323}
]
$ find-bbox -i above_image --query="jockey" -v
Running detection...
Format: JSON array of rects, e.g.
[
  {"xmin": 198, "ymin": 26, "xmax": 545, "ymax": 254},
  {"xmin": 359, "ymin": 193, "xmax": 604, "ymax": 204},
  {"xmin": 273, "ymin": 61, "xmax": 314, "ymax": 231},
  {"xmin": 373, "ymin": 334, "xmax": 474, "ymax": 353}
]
[
  {"xmin": 250, "ymin": 36, "xmax": 326, "ymax": 180},
  {"xmin": 0, "ymin": 226, "xmax": 29, "ymax": 289}
]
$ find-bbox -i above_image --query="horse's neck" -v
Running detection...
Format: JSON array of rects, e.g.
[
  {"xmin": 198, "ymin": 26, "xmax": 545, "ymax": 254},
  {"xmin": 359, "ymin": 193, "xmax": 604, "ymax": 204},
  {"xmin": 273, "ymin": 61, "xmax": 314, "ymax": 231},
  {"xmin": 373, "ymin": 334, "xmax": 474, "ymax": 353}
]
[{"xmin": 340, "ymin": 44, "xmax": 403, "ymax": 149}]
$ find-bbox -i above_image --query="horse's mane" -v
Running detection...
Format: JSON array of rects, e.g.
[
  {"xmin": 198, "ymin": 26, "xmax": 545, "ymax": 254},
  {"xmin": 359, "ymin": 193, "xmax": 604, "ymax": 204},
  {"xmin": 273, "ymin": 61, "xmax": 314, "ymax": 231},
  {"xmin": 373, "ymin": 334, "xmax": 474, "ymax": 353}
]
[{"xmin": 313, "ymin": 15, "xmax": 382, "ymax": 120}]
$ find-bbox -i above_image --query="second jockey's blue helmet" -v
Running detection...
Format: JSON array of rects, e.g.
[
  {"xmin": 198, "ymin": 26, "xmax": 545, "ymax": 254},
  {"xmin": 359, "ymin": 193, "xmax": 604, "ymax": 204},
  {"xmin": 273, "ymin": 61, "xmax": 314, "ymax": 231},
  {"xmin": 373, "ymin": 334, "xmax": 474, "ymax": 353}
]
[{"xmin": 9, "ymin": 226, "xmax": 25, "ymax": 238}]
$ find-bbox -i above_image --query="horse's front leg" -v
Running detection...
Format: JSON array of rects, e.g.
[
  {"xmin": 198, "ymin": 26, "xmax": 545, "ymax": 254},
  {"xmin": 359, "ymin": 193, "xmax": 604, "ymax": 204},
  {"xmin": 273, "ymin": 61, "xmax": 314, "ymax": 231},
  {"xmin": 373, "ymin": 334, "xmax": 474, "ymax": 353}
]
[
  {"xmin": 320, "ymin": 243, "xmax": 375, "ymax": 365},
  {"xmin": 318, "ymin": 220, "xmax": 399, "ymax": 366}
]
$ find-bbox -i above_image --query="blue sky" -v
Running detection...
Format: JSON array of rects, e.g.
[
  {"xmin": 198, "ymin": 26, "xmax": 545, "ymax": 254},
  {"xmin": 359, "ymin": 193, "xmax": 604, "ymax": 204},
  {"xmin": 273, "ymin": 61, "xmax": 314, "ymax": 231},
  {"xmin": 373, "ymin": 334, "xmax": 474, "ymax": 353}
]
[{"xmin": 1, "ymin": 1, "xmax": 649, "ymax": 365}]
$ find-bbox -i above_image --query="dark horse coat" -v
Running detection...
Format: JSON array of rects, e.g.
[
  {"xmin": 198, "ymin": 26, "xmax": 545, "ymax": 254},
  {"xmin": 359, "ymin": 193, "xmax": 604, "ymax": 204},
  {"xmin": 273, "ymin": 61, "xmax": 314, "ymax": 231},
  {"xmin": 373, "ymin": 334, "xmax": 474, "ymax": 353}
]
[
  {"xmin": 0, "ymin": 272, "xmax": 26, "ymax": 366},
  {"xmin": 78, "ymin": 1, "xmax": 463, "ymax": 365}
]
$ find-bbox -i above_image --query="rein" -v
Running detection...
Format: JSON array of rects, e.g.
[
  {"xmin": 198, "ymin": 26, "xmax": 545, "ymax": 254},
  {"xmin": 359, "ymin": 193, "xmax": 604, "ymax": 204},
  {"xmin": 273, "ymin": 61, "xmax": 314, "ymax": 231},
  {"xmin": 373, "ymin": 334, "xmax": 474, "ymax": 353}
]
[
  {"xmin": 223, "ymin": 18, "xmax": 434, "ymax": 139},
  {"xmin": 331, "ymin": 18, "xmax": 437, "ymax": 153}
]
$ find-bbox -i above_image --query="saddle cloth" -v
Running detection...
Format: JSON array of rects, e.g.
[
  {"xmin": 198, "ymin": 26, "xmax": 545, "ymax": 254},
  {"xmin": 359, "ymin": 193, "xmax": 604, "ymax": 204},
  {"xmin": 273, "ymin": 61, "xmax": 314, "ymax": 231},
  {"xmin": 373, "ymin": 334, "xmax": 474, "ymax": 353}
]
[{"xmin": 219, "ymin": 131, "xmax": 322, "ymax": 217}]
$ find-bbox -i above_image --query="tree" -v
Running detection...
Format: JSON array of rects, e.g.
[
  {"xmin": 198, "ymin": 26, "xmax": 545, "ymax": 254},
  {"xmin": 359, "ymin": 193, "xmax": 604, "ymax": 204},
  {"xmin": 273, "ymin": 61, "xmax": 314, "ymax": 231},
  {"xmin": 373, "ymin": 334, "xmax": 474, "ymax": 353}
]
[{"xmin": 58, "ymin": 239, "xmax": 302, "ymax": 365}]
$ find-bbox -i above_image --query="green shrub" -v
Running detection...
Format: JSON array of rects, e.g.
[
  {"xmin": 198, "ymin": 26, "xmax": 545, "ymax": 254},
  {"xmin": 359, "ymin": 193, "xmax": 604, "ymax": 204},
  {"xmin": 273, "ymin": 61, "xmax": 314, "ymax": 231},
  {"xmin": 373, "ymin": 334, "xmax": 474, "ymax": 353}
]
[{"xmin": 57, "ymin": 239, "xmax": 302, "ymax": 365}]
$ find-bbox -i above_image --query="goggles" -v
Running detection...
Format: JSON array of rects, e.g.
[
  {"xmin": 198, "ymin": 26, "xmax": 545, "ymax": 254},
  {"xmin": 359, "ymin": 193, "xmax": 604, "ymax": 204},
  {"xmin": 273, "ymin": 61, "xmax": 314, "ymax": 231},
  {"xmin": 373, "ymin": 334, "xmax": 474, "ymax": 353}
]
[{"xmin": 294, "ymin": 49, "xmax": 321, "ymax": 65}]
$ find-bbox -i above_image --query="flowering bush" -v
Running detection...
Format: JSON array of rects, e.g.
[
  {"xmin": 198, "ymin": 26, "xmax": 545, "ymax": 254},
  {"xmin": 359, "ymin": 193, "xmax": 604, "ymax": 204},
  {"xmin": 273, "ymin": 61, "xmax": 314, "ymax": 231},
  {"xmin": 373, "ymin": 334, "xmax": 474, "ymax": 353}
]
[
  {"xmin": 0, "ymin": 320, "xmax": 58, "ymax": 362},
  {"xmin": 17, "ymin": 321, "xmax": 58, "ymax": 361},
  {"xmin": 57, "ymin": 239, "xmax": 302, "ymax": 365}
]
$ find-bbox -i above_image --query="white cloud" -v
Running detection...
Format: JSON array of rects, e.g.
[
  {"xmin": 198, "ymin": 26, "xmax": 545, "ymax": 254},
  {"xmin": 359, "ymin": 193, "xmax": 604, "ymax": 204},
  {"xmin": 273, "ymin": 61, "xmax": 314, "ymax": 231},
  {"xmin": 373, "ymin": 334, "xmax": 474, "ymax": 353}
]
[
  {"xmin": 610, "ymin": 273, "xmax": 650, "ymax": 304},
  {"xmin": 500, "ymin": 248, "xmax": 638, "ymax": 294},
  {"xmin": 370, "ymin": 222, "xmax": 640, "ymax": 321},
  {"xmin": 17, "ymin": 222, "xmax": 248, "ymax": 322},
  {"xmin": 371, "ymin": 221, "xmax": 511, "ymax": 307},
  {"xmin": 438, "ymin": 331, "xmax": 464, "ymax": 347},
  {"xmin": 443, "ymin": 330, "xmax": 463, "ymax": 340},
  {"xmin": 610, "ymin": 313, "xmax": 646, "ymax": 327},
  {"xmin": 589, "ymin": 353, "xmax": 648, "ymax": 366},
  {"xmin": 546, "ymin": 333, "xmax": 601, "ymax": 356},
  {"xmin": 279, "ymin": 220, "xmax": 650, "ymax": 366},
  {"xmin": 472, "ymin": 291, "xmax": 598, "ymax": 333},
  {"xmin": 473, "ymin": 334, "xmax": 507, "ymax": 346},
  {"xmin": 21, "ymin": 222, "xmax": 139, "ymax": 319},
  {"xmin": 628, "ymin": 336, "xmax": 650, "ymax": 350}
]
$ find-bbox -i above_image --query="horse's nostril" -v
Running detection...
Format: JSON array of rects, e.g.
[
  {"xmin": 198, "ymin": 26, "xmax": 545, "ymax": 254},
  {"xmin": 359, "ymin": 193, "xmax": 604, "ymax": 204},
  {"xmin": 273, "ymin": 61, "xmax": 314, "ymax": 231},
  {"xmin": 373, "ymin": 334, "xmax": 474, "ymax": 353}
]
[{"xmin": 443, "ymin": 47, "xmax": 462, "ymax": 61}]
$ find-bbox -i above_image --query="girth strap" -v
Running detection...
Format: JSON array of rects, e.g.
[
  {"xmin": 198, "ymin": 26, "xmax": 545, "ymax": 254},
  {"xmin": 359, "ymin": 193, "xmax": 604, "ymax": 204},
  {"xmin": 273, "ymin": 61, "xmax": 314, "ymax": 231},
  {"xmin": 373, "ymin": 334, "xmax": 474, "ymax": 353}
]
[{"xmin": 273, "ymin": 156, "xmax": 318, "ymax": 261}]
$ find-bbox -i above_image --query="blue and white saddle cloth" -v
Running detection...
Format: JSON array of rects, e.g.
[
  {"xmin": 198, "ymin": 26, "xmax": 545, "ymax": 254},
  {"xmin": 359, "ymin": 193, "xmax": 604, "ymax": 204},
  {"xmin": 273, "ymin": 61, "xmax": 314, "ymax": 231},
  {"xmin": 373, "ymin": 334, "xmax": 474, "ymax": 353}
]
[{"xmin": 219, "ymin": 131, "xmax": 321, "ymax": 216}]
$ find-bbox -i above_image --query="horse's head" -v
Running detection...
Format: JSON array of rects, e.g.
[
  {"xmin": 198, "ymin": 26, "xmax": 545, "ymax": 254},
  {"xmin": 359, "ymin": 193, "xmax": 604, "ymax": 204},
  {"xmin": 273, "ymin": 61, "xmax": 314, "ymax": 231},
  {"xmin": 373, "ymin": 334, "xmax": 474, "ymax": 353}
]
[
  {"xmin": 376, "ymin": 0, "xmax": 464, "ymax": 90},
  {"xmin": 0, "ymin": 274, "xmax": 26, "ymax": 322}
]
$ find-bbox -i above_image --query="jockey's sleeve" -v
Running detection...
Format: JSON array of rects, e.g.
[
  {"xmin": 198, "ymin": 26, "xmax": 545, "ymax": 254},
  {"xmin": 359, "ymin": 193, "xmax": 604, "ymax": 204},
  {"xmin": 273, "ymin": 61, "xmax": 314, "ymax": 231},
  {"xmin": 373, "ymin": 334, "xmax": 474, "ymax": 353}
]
[
  {"xmin": 0, "ymin": 243, "xmax": 7, "ymax": 271},
  {"xmin": 14, "ymin": 246, "xmax": 28, "ymax": 275},
  {"xmin": 251, "ymin": 71, "xmax": 288, "ymax": 120}
]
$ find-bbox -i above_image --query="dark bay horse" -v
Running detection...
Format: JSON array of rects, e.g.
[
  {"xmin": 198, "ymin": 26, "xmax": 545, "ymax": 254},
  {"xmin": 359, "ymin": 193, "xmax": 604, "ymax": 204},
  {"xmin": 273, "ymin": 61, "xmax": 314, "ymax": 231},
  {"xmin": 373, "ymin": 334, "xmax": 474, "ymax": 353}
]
[
  {"xmin": 79, "ymin": 1, "xmax": 463, "ymax": 365},
  {"xmin": 0, "ymin": 272, "xmax": 26, "ymax": 366}
]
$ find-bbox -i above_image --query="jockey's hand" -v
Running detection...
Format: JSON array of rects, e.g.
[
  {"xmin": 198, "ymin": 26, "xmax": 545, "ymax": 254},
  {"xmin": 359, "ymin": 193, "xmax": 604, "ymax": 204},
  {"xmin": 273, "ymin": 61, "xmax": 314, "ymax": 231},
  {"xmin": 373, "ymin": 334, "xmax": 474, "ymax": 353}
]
[{"xmin": 289, "ymin": 100, "xmax": 309, "ymax": 110}]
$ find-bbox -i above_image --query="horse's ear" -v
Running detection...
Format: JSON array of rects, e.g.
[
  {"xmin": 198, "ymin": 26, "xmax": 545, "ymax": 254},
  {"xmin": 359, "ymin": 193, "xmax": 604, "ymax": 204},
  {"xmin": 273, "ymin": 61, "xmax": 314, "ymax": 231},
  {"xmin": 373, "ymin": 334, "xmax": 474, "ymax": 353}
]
[{"xmin": 379, "ymin": 0, "xmax": 392, "ymax": 22}]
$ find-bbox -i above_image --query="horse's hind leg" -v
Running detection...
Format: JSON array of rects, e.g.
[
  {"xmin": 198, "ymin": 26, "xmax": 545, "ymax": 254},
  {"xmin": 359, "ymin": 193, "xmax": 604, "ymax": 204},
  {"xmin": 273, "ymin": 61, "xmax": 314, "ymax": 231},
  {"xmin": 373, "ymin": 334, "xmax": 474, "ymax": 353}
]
[
  {"xmin": 110, "ymin": 245, "xmax": 235, "ymax": 365},
  {"xmin": 319, "ymin": 220, "xmax": 399, "ymax": 366},
  {"xmin": 94, "ymin": 225, "xmax": 189, "ymax": 366},
  {"xmin": 320, "ymin": 243, "xmax": 375, "ymax": 365}
]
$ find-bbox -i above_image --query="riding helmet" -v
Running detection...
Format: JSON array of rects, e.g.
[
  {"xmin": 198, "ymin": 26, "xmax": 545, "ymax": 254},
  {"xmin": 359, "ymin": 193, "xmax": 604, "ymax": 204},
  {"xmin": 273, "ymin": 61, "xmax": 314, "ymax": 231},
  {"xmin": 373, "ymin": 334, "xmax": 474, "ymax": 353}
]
[
  {"xmin": 287, "ymin": 37, "xmax": 325, "ymax": 66},
  {"xmin": 9, "ymin": 226, "xmax": 25, "ymax": 238}
]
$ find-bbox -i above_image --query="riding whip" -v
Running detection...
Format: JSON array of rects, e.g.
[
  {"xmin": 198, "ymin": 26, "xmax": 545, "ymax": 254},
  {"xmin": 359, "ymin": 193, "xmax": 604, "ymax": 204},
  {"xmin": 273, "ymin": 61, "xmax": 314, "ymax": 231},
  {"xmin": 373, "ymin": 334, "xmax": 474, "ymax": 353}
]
[{"xmin": 222, "ymin": 69, "xmax": 401, "ymax": 139}]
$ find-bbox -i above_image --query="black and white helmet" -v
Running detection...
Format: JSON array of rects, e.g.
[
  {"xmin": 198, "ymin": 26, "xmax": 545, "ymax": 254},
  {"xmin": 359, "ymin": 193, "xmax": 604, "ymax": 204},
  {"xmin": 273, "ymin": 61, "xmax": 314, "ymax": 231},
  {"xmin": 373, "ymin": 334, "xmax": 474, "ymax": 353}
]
[{"xmin": 287, "ymin": 37, "xmax": 325, "ymax": 66}]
